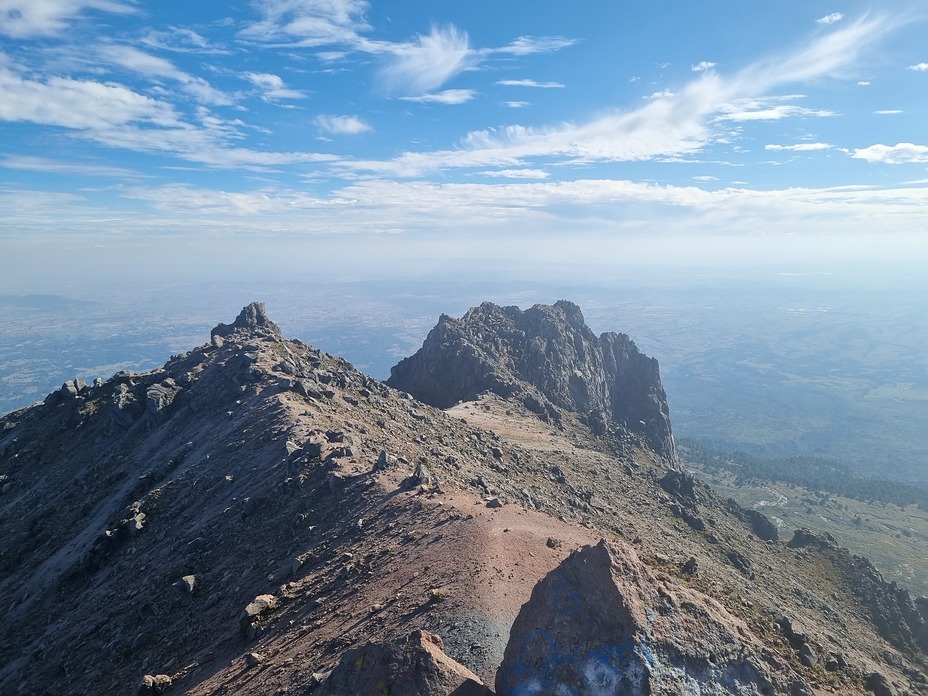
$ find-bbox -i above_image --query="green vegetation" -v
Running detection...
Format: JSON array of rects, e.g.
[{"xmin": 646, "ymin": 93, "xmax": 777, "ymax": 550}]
[{"xmin": 678, "ymin": 439, "xmax": 928, "ymax": 508}]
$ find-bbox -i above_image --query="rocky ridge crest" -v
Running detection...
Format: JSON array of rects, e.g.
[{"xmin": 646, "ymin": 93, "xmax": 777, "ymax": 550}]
[
  {"xmin": 0, "ymin": 302, "xmax": 925, "ymax": 696},
  {"xmin": 387, "ymin": 300, "xmax": 676, "ymax": 460}
]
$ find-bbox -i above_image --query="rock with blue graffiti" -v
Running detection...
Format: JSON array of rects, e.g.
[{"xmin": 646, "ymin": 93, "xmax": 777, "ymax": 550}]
[{"xmin": 496, "ymin": 539, "xmax": 812, "ymax": 696}]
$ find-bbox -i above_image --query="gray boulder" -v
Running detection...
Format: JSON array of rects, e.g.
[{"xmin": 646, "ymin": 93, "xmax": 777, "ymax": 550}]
[
  {"xmin": 496, "ymin": 539, "xmax": 808, "ymax": 696},
  {"xmin": 313, "ymin": 630, "xmax": 492, "ymax": 696}
]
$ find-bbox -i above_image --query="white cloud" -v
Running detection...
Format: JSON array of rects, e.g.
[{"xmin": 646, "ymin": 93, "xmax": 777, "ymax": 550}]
[
  {"xmin": 478, "ymin": 169, "xmax": 549, "ymax": 179},
  {"xmin": 765, "ymin": 142, "xmax": 831, "ymax": 151},
  {"xmin": 0, "ymin": 64, "xmax": 182, "ymax": 130},
  {"xmin": 0, "ymin": 0, "xmax": 135, "ymax": 38},
  {"xmin": 908, "ymin": 63, "xmax": 928, "ymax": 72},
  {"xmin": 399, "ymin": 89, "xmax": 476, "ymax": 105},
  {"xmin": 241, "ymin": 0, "xmax": 370, "ymax": 45},
  {"xmin": 337, "ymin": 17, "xmax": 891, "ymax": 177},
  {"xmin": 874, "ymin": 109, "xmax": 902, "ymax": 115},
  {"xmin": 0, "ymin": 154, "xmax": 143, "ymax": 178},
  {"xmin": 852, "ymin": 143, "xmax": 928, "ymax": 164},
  {"xmin": 817, "ymin": 13, "xmax": 844, "ymax": 25},
  {"xmin": 243, "ymin": 72, "xmax": 305, "ymax": 100},
  {"xmin": 717, "ymin": 100, "xmax": 835, "ymax": 121},
  {"xmin": 140, "ymin": 27, "xmax": 226, "ymax": 54},
  {"xmin": 377, "ymin": 25, "xmax": 476, "ymax": 95},
  {"xmin": 96, "ymin": 45, "xmax": 233, "ymax": 105},
  {"xmin": 691, "ymin": 61, "xmax": 716, "ymax": 72},
  {"xmin": 692, "ymin": 175, "xmax": 719, "ymax": 181},
  {"xmin": 857, "ymin": 80, "xmax": 870, "ymax": 85},
  {"xmin": 0, "ymin": 61, "xmax": 338, "ymax": 169},
  {"xmin": 504, "ymin": 101, "xmax": 529, "ymax": 108},
  {"xmin": 313, "ymin": 114, "xmax": 371, "ymax": 134},
  {"xmin": 496, "ymin": 79, "xmax": 564, "ymax": 88},
  {"xmin": 493, "ymin": 36, "xmax": 576, "ymax": 55}
]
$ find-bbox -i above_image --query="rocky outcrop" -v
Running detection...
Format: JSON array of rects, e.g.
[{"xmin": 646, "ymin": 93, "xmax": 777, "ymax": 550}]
[
  {"xmin": 789, "ymin": 529, "xmax": 928, "ymax": 658},
  {"xmin": 388, "ymin": 301, "xmax": 675, "ymax": 459},
  {"xmin": 314, "ymin": 630, "xmax": 492, "ymax": 696},
  {"xmin": 496, "ymin": 539, "xmax": 810, "ymax": 696},
  {"xmin": 210, "ymin": 301, "xmax": 281, "ymax": 340}
]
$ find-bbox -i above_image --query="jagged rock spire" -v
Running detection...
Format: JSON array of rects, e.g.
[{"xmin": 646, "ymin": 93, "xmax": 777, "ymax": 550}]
[
  {"xmin": 388, "ymin": 300, "xmax": 676, "ymax": 461},
  {"xmin": 210, "ymin": 302, "xmax": 281, "ymax": 340}
]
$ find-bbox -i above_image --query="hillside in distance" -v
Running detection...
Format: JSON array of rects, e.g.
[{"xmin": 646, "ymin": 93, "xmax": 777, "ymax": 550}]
[
  {"xmin": 2, "ymin": 269, "xmax": 925, "ymax": 483},
  {"xmin": 1, "ymin": 301, "xmax": 926, "ymax": 695}
]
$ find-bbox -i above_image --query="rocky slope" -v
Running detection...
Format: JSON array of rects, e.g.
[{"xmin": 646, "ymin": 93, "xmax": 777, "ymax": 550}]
[
  {"xmin": 0, "ymin": 302, "xmax": 924, "ymax": 695},
  {"xmin": 387, "ymin": 300, "xmax": 676, "ymax": 460}
]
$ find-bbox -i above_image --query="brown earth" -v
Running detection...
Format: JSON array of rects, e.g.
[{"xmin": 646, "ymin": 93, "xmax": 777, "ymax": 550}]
[{"xmin": 0, "ymin": 304, "xmax": 925, "ymax": 695}]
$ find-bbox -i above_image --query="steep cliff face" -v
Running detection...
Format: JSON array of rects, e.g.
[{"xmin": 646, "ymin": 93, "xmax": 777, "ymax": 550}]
[{"xmin": 387, "ymin": 300, "xmax": 676, "ymax": 460}]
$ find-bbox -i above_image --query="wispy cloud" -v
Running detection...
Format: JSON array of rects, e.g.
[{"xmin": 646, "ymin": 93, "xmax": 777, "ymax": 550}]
[
  {"xmin": 0, "ymin": 60, "xmax": 337, "ymax": 169},
  {"xmin": 240, "ymin": 0, "xmax": 370, "ymax": 45},
  {"xmin": 852, "ymin": 142, "xmax": 928, "ymax": 164},
  {"xmin": 336, "ymin": 16, "xmax": 893, "ymax": 177},
  {"xmin": 478, "ymin": 169, "xmax": 549, "ymax": 179},
  {"xmin": 817, "ymin": 13, "xmax": 844, "ymax": 25},
  {"xmin": 243, "ymin": 72, "xmax": 305, "ymax": 100},
  {"xmin": 314, "ymin": 114, "xmax": 371, "ymax": 134},
  {"xmin": 0, "ymin": 154, "xmax": 144, "ymax": 177},
  {"xmin": 691, "ymin": 61, "xmax": 716, "ymax": 72},
  {"xmin": 96, "ymin": 44, "xmax": 233, "ymax": 105},
  {"xmin": 0, "ymin": 0, "xmax": 135, "ymax": 38},
  {"xmin": 376, "ymin": 25, "xmax": 476, "ymax": 95},
  {"xmin": 874, "ymin": 109, "xmax": 902, "ymax": 115},
  {"xmin": 717, "ymin": 99, "xmax": 835, "ymax": 122},
  {"xmin": 504, "ymin": 101, "xmax": 529, "ymax": 108},
  {"xmin": 399, "ymin": 89, "xmax": 476, "ymax": 105},
  {"xmin": 493, "ymin": 36, "xmax": 576, "ymax": 55},
  {"xmin": 0, "ymin": 63, "xmax": 182, "ymax": 129},
  {"xmin": 496, "ymin": 79, "xmax": 564, "ymax": 88},
  {"xmin": 765, "ymin": 142, "xmax": 831, "ymax": 151},
  {"xmin": 908, "ymin": 63, "xmax": 928, "ymax": 72},
  {"xmin": 140, "ymin": 27, "xmax": 229, "ymax": 55}
]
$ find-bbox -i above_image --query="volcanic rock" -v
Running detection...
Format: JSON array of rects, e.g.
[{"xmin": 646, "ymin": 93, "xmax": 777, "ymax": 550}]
[
  {"xmin": 496, "ymin": 539, "xmax": 808, "ymax": 696},
  {"xmin": 210, "ymin": 301, "xmax": 281, "ymax": 340},
  {"xmin": 387, "ymin": 301, "xmax": 676, "ymax": 459},
  {"xmin": 313, "ymin": 630, "xmax": 492, "ymax": 696}
]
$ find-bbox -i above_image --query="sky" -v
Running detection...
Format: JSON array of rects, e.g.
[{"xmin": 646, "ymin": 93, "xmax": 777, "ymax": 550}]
[{"xmin": 1, "ymin": 0, "xmax": 928, "ymax": 288}]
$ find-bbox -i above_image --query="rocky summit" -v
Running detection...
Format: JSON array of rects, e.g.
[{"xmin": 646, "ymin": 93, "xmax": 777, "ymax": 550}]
[
  {"xmin": 387, "ymin": 300, "xmax": 676, "ymax": 460},
  {"xmin": 0, "ymin": 302, "xmax": 926, "ymax": 695}
]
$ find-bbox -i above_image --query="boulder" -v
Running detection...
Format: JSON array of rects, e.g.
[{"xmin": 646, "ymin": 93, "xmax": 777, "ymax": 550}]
[
  {"xmin": 313, "ymin": 630, "xmax": 492, "ymax": 696},
  {"xmin": 496, "ymin": 539, "xmax": 808, "ymax": 696},
  {"xmin": 240, "ymin": 594, "xmax": 277, "ymax": 639}
]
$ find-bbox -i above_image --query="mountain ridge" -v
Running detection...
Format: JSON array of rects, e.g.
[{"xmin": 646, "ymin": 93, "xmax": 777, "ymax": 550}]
[
  {"xmin": 387, "ymin": 300, "xmax": 676, "ymax": 461},
  {"xmin": 0, "ymin": 301, "xmax": 925, "ymax": 695}
]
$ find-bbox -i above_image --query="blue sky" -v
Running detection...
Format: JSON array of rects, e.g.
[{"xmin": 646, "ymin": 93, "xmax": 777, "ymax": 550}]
[{"xmin": 1, "ymin": 1, "xmax": 927, "ymax": 287}]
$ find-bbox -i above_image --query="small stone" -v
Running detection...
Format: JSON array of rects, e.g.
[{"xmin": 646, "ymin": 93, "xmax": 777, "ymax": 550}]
[
  {"xmin": 174, "ymin": 575, "xmax": 196, "ymax": 594},
  {"xmin": 546, "ymin": 537, "xmax": 562, "ymax": 549},
  {"xmin": 485, "ymin": 497, "xmax": 503, "ymax": 508},
  {"xmin": 245, "ymin": 652, "xmax": 265, "ymax": 668}
]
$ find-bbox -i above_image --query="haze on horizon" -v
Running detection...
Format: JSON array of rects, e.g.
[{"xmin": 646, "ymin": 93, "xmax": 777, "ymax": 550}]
[{"xmin": 0, "ymin": 0, "xmax": 927, "ymax": 290}]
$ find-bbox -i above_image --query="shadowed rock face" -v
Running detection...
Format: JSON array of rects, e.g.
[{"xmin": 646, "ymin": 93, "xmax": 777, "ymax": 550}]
[
  {"xmin": 315, "ymin": 630, "xmax": 492, "ymax": 696},
  {"xmin": 388, "ymin": 300, "xmax": 675, "ymax": 460},
  {"xmin": 496, "ymin": 540, "xmax": 811, "ymax": 696}
]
